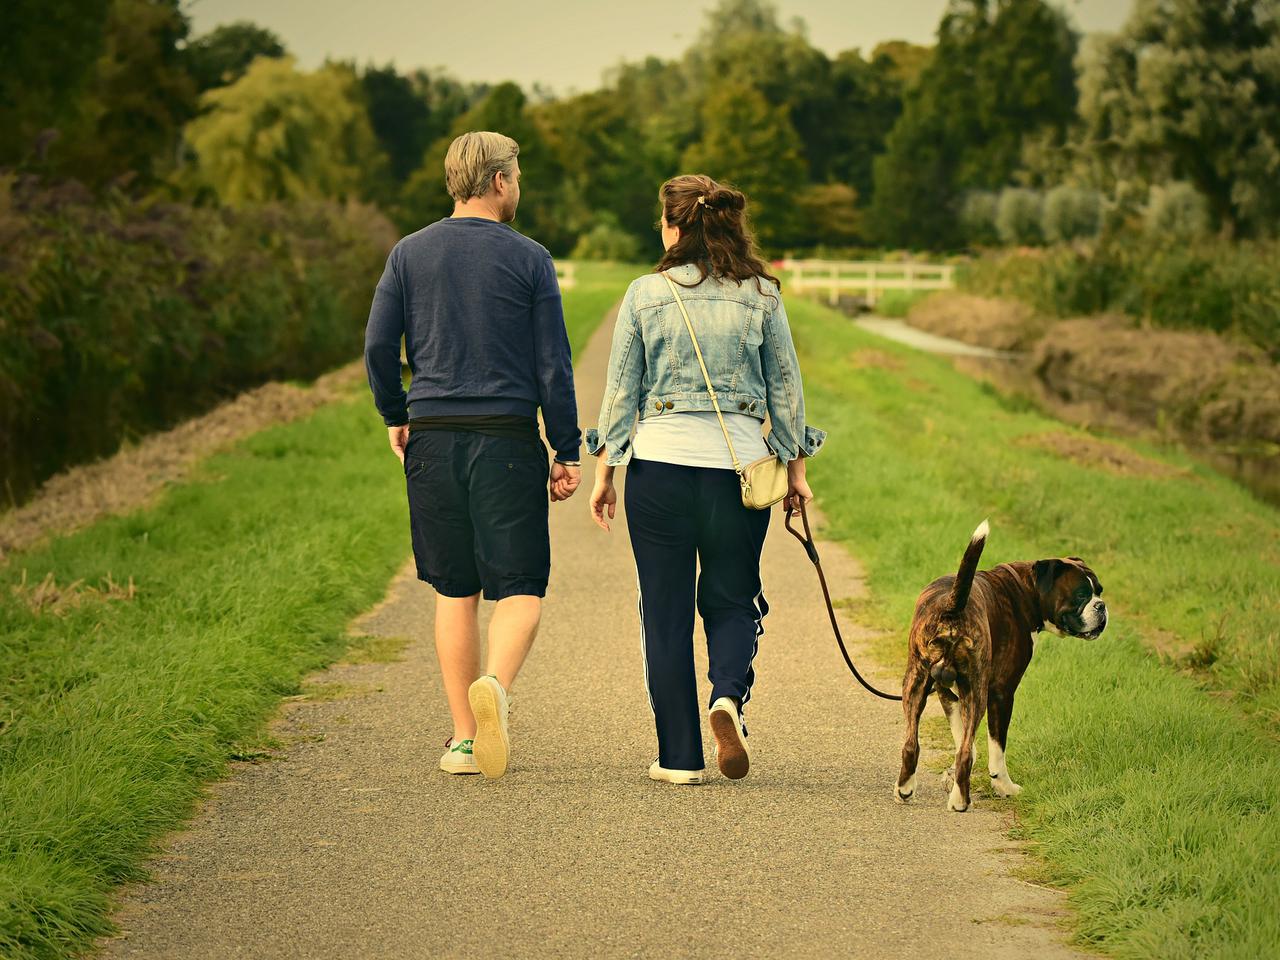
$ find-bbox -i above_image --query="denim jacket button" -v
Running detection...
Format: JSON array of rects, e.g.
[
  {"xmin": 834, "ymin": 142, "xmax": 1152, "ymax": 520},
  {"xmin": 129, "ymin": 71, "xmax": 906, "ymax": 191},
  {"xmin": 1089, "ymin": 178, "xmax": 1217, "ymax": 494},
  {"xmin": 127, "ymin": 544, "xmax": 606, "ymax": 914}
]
[
  {"xmin": 749, "ymin": 401, "xmax": 758, "ymax": 412},
  {"xmin": 664, "ymin": 400, "xmax": 674, "ymax": 409},
  {"xmin": 654, "ymin": 401, "xmax": 663, "ymax": 411},
  {"xmin": 737, "ymin": 401, "xmax": 747, "ymax": 410}
]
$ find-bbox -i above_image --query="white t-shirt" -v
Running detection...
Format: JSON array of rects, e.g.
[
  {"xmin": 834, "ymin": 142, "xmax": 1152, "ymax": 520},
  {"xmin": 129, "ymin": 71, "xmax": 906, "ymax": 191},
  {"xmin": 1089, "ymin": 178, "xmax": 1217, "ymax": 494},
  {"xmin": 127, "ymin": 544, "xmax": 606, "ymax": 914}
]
[{"xmin": 632, "ymin": 410, "xmax": 771, "ymax": 470}]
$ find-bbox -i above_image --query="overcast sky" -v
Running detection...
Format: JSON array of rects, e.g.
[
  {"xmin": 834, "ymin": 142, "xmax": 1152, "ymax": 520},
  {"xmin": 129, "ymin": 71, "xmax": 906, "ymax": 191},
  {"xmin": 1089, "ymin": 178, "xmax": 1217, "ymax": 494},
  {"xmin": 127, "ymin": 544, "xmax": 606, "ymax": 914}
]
[{"xmin": 184, "ymin": 0, "xmax": 1133, "ymax": 96}]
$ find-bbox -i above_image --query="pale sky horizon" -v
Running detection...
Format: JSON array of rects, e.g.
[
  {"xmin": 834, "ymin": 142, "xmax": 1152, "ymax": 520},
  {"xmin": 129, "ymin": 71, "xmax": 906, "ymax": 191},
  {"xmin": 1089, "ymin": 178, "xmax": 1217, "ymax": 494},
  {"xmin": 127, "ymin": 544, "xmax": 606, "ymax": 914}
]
[{"xmin": 183, "ymin": 0, "xmax": 1134, "ymax": 96}]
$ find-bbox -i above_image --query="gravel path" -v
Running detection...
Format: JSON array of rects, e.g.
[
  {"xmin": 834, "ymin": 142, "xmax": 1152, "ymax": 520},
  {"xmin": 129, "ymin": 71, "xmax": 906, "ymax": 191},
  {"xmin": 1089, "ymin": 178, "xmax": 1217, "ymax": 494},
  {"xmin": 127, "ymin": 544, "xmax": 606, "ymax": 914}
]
[{"xmin": 98, "ymin": 309, "xmax": 1084, "ymax": 959}]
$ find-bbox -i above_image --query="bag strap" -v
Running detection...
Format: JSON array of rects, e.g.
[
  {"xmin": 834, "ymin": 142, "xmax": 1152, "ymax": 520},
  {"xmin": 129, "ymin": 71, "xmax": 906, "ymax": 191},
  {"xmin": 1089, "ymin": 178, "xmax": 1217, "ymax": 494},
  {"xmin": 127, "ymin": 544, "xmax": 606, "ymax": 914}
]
[{"xmin": 662, "ymin": 271, "xmax": 744, "ymax": 474}]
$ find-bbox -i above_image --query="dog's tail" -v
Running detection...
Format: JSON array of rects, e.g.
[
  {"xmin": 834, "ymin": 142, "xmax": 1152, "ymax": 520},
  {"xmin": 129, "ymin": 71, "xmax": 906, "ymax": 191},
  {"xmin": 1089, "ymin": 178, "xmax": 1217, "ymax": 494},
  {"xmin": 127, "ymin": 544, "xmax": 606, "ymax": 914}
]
[{"xmin": 946, "ymin": 519, "xmax": 989, "ymax": 616}]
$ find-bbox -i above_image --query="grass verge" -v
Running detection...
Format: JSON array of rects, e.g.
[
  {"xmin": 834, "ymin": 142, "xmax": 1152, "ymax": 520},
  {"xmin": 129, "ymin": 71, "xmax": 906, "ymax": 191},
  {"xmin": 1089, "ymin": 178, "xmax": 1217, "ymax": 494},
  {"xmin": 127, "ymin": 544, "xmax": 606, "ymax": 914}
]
[
  {"xmin": 870, "ymin": 289, "xmax": 935, "ymax": 318},
  {"xmin": 789, "ymin": 296, "xmax": 1280, "ymax": 958},
  {"xmin": 0, "ymin": 272, "xmax": 622, "ymax": 960}
]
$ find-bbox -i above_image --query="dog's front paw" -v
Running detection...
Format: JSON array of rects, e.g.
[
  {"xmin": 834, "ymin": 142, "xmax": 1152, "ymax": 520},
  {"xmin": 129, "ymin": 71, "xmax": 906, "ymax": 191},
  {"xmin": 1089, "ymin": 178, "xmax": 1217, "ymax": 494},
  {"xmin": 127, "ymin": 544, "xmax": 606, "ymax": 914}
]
[
  {"xmin": 894, "ymin": 774, "xmax": 916, "ymax": 804},
  {"xmin": 946, "ymin": 782, "xmax": 969, "ymax": 812},
  {"xmin": 991, "ymin": 773, "xmax": 1023, "ymax": 798}
]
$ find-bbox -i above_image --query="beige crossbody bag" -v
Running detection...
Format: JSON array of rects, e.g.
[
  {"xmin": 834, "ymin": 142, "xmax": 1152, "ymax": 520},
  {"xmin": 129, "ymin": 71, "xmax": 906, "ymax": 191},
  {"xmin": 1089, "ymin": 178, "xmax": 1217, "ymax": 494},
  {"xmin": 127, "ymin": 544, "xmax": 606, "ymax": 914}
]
[{"xmin": 662, "ymin": 272, "xmax": 789, "ymax": 510}]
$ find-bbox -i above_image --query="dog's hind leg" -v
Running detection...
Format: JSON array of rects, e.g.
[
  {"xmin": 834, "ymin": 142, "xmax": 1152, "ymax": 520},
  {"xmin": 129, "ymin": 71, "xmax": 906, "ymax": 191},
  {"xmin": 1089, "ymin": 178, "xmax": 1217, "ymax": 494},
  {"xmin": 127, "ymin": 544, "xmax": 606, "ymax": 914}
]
[
  {"xmin": 987, "ymin": 687, "xmax": 1022, "ymax": 797},
  {"xmin": 947, "ymin": 681, "xmax": 987, "ymax": 813},
  {"xmin": 938, "ymin": 688, "xmax": 976, "ymax": 788},
  {"xmin": 895, "ymin": 660, "xmax": 931, "ymax": 803}
]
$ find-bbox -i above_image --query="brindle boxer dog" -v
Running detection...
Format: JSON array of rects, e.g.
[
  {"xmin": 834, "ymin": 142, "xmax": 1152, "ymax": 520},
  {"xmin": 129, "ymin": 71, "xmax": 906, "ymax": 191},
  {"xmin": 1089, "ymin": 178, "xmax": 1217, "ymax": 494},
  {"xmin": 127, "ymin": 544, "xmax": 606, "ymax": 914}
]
[{"xmin": 893, "ymin": 520, "xmax": 1107, "ymax": 812}]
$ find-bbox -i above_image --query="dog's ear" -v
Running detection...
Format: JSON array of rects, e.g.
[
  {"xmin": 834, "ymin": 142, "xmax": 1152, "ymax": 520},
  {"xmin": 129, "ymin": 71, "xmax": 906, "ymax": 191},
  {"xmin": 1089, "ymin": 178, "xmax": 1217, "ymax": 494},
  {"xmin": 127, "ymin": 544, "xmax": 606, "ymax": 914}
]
[{"xmin": 1033, "ymin": 558, "xmax": 1064, "ymax": 595}]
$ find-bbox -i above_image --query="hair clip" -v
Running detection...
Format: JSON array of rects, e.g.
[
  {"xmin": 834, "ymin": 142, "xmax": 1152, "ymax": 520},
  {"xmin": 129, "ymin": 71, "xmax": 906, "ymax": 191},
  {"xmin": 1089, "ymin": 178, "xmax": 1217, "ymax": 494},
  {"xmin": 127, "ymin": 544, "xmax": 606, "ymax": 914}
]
[{"xmin": 696, "ymin": 195, "xmax": 707, "ymax": 206}]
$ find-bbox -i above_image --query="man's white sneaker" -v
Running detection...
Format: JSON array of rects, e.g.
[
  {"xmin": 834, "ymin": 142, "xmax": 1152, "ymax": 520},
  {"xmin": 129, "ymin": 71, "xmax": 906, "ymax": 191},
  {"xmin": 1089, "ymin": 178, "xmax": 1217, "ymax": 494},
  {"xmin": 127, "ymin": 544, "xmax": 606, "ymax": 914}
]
[
  {"xmin": 709, "ymin": 696, "xmax": 750, "ymax": 780},
  {"xmin": 648, "ymin": 761, "xmax": 704, "ymax": 785},
  {"xmin": 439, "ymin": 737, "xmax": 478, "ymax": 775},
  {"xmin": 468, "ymin": 675, "xmax": 510, "ymax": 778}
]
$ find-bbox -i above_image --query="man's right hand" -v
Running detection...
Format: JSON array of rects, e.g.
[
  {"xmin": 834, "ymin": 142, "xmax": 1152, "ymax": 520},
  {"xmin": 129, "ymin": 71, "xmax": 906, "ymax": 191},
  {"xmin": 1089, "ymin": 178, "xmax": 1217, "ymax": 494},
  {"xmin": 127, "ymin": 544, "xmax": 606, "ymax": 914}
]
[
  {"xmin": 550, "ymin": 462, "xmax": 581, "ymax": 502},
  {"xmin": 388, "ymin": 425, "xmax": 409, "ymax": 465}
]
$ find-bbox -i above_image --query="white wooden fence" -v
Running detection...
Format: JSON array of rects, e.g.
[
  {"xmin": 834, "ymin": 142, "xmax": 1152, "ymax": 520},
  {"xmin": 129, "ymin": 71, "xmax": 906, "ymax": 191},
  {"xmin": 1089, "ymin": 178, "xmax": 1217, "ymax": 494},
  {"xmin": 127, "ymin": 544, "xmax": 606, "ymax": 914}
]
[{"xmin": 780, "ymin": 258, "xmax": 954, "ymax": 307}]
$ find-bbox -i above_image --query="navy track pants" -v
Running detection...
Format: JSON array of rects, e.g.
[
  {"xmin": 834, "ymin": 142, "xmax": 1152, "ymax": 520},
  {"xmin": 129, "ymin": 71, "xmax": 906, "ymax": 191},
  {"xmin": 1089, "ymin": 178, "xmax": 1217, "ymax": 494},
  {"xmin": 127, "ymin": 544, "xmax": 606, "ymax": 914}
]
[{"xmin": 624, "ymin": 457, "xmax": 771, "ymax": 771}]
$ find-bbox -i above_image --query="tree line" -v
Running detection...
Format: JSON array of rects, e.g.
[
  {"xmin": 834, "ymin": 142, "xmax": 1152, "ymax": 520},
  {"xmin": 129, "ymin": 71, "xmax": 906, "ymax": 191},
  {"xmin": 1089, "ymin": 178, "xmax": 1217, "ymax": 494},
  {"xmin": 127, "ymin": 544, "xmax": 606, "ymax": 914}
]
[{"xmin": 3, "ymin": 0, "xmax": 1277, "ymax": 256}]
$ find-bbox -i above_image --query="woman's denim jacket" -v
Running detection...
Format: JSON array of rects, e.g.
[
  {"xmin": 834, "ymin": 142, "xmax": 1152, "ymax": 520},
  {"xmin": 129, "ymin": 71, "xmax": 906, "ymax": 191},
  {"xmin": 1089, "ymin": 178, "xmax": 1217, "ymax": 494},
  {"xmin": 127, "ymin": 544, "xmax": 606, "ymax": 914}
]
[{"xmin": 585, "ymin": 263, "xmax": 827, "ymax": 466}]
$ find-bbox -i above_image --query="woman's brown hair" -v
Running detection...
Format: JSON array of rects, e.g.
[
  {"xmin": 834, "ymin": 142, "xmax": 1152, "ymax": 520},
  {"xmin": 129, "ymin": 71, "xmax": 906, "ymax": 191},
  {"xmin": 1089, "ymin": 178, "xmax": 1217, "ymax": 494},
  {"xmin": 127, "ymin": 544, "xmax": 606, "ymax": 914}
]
[{"xmin": 654, "ymin": 174, "xmax": 781, "ymax": 297}]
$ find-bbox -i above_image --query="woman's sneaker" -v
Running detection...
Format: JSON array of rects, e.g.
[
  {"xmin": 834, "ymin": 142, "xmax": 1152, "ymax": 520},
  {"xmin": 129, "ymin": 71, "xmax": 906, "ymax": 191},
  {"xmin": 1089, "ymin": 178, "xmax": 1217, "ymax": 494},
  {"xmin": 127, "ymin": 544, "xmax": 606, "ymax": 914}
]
[
  {"xmin": 648, "ymin": 761, "xmax": 704, "ymax": 785},
  {"xmin": 439, "ymin": 737, "xmax": 478, "ymax": 775},
  {"xmin": 468, "ymin": 675, "xmax": 510, "ymax": 778},
  {"xmin": 709, "ymin": 697, "xmax": 750, "ymax": 780}
]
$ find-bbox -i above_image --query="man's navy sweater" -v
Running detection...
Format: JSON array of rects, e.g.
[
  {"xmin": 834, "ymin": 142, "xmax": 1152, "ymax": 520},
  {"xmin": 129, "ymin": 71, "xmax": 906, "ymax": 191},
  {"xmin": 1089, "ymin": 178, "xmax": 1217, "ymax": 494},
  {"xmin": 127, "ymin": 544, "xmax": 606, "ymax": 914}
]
[{"xmin": 363, "ymin": 217, "xmax": 581, "ymax": 462}]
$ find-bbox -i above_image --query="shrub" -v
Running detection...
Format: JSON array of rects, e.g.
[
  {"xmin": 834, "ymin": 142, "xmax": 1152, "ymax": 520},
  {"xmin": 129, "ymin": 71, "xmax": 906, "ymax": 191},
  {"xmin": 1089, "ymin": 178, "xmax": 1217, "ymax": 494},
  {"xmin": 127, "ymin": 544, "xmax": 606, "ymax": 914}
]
[
  {"xmin": 0, "ymin": 175, "xmax": 393, "ymax": 504},
  {"xmin": 905, "ymin": 292, "xmax": 1045, "ymax": 351},
  {"xmin": 960, "ymin": 191, "xmax": 1000, "ymax": 246},
  {"xmin": 874, "ymin": 290, "xmax": 934, "ymax": 318},
  {"xmin": 1144, "ymin": 182, "xmax": 1211, "ymax": 242},
  {"xmin": 995, "ymin": 188, "xmax": 1043, "ymax": 245},
  {"xmin": 570, "ymin": 214, "xmax": 643, "ymax": 262},
  {"xmin": 960, "ymin": 232, "xmax": 1280, "ymax": 359},
  {"xmin": 1041, "ymin": 185, "xmax": 1101, "ymax": 243}
]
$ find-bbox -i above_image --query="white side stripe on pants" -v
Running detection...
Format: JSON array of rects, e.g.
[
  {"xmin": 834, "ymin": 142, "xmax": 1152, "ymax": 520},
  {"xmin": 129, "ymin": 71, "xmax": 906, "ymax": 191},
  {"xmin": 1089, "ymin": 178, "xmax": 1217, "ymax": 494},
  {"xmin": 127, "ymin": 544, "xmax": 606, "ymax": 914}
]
[
  {"xmin": 740, "ymin": 589, "xmax": 768, "ymax": 715},
  {"xmin": 635, "ymin": 574, "xmax": 656, "ymax": 718}
]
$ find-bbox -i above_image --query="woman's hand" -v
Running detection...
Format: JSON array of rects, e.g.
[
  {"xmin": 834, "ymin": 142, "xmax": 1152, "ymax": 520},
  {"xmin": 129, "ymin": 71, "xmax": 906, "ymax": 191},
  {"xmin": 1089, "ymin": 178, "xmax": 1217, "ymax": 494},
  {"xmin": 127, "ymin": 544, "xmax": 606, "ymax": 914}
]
[
  {"xmin": 590, "ymin": 478, "xmax": 617, "ymax": 531},
  {"xmin": 783, "ymin": 456, "xmax": 813, "ymax": 513}
]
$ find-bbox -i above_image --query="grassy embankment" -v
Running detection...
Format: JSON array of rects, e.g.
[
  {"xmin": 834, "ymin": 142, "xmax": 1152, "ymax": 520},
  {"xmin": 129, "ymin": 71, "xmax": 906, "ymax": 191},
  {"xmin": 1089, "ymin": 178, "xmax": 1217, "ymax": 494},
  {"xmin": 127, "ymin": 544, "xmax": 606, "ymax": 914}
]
[
  {"xmin": 787, "ymin": 295, "xmax": 1279, "ymax": 959},
  {"xmin": 0, "ymin": 260, "xmax": 633, "ymax": 960}
]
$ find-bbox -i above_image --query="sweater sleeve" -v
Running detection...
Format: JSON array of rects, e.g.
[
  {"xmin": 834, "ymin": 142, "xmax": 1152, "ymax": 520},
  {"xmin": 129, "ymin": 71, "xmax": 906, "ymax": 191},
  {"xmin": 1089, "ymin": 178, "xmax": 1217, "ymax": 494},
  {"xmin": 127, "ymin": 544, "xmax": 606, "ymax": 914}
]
[
  {"xmin": 364, "ymin": 246, "xmax": 409, "ymax": 427},
  {"xmin": 531, "ymin": 255, "xmax": 581, "ymax": 461}
]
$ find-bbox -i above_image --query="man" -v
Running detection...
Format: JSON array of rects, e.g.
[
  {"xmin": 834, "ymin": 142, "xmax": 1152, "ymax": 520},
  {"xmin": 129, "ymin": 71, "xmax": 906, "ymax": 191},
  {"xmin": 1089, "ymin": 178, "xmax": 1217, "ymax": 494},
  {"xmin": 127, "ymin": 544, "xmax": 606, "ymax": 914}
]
[{"xmin": 364, "ymin": 131, "xmax": 581, "ymax": 780}]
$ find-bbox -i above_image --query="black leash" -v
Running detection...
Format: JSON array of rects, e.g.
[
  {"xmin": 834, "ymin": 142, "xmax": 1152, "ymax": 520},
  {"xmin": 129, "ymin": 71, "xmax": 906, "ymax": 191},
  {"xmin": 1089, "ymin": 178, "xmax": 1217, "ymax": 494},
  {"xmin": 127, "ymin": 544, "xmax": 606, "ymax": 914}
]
[{"xmin": 784, "ymin": 500, "xmax": 903, "ymax": 702}]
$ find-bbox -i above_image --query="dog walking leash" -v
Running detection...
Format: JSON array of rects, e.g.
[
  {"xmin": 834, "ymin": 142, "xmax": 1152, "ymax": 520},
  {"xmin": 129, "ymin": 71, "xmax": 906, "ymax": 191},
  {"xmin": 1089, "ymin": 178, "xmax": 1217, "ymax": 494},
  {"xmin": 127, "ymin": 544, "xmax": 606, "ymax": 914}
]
[{"xmin": 784, "ymin": 500, "xmax": 903, "ymax": 702}]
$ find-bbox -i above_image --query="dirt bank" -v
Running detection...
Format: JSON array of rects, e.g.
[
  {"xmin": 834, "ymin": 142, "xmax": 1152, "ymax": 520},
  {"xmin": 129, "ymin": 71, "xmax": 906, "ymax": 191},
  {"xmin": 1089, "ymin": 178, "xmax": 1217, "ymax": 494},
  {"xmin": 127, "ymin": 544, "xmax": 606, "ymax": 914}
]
[
  {"xmin": 0, "ymin": 361, "xmax": 366, "ymax": 563},
  {"xmin": 904, "ymin": 292, "xmax": 1280, "ymax": 450}
]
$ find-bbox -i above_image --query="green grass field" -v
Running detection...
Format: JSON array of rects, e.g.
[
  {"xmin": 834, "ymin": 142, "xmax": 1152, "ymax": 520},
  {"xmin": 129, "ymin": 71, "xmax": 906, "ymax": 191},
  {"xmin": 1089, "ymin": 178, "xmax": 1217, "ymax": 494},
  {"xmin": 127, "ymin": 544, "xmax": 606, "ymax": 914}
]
[
  {"xmin": 0, "ymin": 264, "xmax": 630, "ymax": 960},
  {"xmin": 787, "ymin": 296, "xmax": 1280, "ymax": 959},
  {"xmin": 5, "ymin": 262, "xmax": 1275, "ymax": 959}
]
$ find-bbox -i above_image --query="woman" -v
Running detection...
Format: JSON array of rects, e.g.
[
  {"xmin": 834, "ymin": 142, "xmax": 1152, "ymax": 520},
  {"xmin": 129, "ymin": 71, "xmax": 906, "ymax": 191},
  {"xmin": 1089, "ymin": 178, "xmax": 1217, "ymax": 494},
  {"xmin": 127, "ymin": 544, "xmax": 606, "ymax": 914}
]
[{"xmin": 585, "ymin": 174, "xmax": 826, "ymax": 785}]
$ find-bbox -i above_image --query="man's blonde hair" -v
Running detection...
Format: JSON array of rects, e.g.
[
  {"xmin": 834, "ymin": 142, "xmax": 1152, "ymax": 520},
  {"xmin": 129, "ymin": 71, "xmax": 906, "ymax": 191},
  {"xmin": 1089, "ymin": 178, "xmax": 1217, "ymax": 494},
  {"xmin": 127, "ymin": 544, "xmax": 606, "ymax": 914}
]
[{"xmin": 444, "ymin": 131, "xmax": 520, "ymax": 202}]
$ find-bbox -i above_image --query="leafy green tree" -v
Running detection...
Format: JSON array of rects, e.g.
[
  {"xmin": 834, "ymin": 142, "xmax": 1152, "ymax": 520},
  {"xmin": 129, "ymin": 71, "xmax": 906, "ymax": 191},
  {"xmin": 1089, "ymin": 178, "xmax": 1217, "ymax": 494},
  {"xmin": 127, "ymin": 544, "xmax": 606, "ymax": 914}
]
[
  {"xmin": 537, "ymin": 89, "xmax": 666, "ymax": 246},
  {"xmin": 869, "ymin": 40, "xmax": 933, "ymax": 87},
  {"xmin": 3, "ymin": 0, "xmax": 196, "ymax": 184},
  {"xmin": 183, "ymin": 57, "xmax": 383, "ymax": 206},
  {"xmin": 183, "ymin": 21, "xmax": 286, "ymax": 93},
  {"xmin": 400, "ymin": 82, "xmax": 572, "ymax": 252},
  {"xmin": 819, "ymin": 48, "xmax": 914, "ymax": 205},
  {"xmin": 868, "ymin": 101, "xmax": 958, "ymax": 248},
  {"xmin": 1075, "ymin": 0, "xmax": 1280, "ymax": 236},
  {"xmin": 370, "ymin": 69, "xmax": 479, "ymax": 192},
  {"xmin": 870, "ymin": 0, "xmax": 1078, "ymax": 249},
  {"xmin": 681, "ymin": 81, "xmax": 807, "ymax": 252},
  {"xmin": 0, "ymin": 0, "xmax": 111, "ymax": 165},
  {"xmin": 62, "ymin": 0, "xmax": 196, "ymax": 183},
  {"xmin": 796, "ymin": 183, "xmax": 862, "ymax": 247},
  {"xmin": 356, "ymin": 64, "xmax": 436, "ymax": 210}
]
